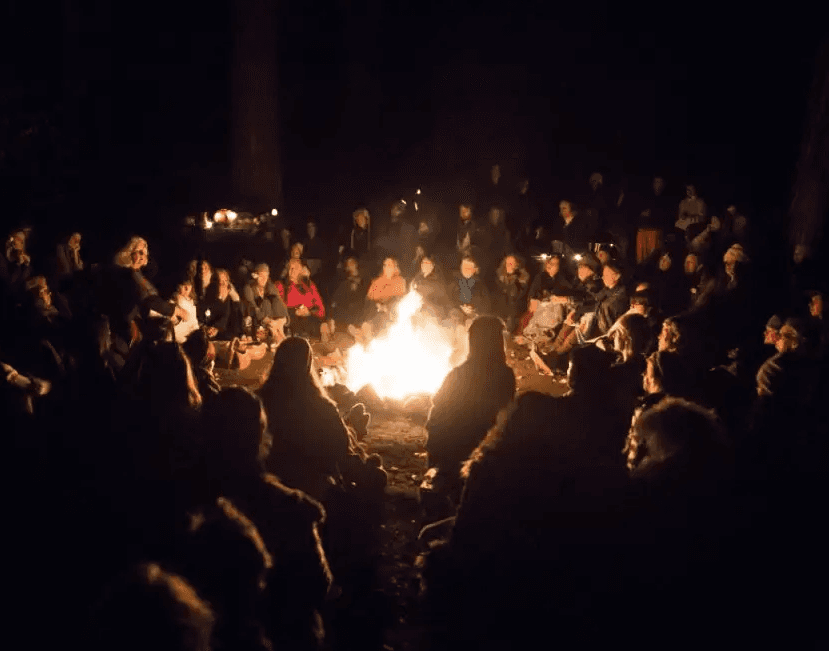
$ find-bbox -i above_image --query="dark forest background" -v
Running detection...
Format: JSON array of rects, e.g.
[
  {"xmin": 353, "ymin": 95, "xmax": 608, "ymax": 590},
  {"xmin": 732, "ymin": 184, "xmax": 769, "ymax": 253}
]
[{"xmin": 1, "ymin": 0, "xmax": 825, "ymax": 257}]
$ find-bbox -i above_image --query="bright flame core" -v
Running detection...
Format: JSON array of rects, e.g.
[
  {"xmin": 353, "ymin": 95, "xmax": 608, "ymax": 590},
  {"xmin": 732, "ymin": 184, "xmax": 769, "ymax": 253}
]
[{"xmin": 345, "ymin": 291, "xmax": 453, "ymax": 400}]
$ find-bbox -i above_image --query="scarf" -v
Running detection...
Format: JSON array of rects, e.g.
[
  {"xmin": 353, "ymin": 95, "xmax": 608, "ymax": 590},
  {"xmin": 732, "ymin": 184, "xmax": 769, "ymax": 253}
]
[{"xmin": 458, "ymin": 276, "xmax": 477, "ymax": 305}]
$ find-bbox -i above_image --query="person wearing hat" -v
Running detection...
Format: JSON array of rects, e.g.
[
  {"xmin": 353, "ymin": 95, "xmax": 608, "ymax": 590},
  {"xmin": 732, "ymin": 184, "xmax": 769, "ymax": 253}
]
[
  {"xmin": 756, "ymin": 318, "xmax": 810, "ymax": 395},
  {"xmin": 242, "ymin": 263, "xmax": 289, "ymax": 343}
]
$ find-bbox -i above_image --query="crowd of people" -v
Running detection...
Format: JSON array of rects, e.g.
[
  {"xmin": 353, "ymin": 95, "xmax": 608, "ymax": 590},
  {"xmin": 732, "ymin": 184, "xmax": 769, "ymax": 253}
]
[{"xmin": 1, "ymin": 162, "xmax": 827, "ymax": 649}]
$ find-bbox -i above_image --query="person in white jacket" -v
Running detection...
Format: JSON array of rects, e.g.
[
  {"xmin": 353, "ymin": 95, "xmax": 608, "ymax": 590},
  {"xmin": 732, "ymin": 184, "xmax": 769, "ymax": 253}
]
[{"xmin": 172, "ymin": 279, "xmax": 200, "ymax": 343}]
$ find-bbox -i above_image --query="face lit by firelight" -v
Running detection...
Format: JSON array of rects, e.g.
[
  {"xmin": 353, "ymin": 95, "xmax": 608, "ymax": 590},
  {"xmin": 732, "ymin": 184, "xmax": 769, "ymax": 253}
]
[
  {"xmin": 288, "ymin": 259, "xmax": 304, "ymax": 283},
  {"xmin": 383, "ymin": 258, "xmax": 399, "ymax": 278},
  {"xmin": 420, "ymin": 258, "xmax": 434, "ymax": 277},
  {"xmin": 545, "ymin": 256, "xmax": 560, "ymax": 276},
  {"xmin": 459, "ymin": 205, "xmax": 472, "ymax": 221},
  {"xmin": 504, "ymin": 256, "xmax": 518, "ymax": 275},
  {"xmin": 460, "ymin": 259, "xmax": 477, "ymax": 279}
]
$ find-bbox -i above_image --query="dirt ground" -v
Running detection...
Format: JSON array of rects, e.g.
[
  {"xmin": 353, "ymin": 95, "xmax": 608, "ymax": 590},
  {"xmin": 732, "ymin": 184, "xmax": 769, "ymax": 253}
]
[{"xmin": 215, "ymin": 336, "xmax": 566, "ymax": 650}]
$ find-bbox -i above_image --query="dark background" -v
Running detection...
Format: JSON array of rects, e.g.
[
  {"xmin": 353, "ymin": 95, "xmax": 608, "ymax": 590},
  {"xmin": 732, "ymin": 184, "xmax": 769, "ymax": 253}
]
[{"xmin": 1, "ymin": 0, "xmax": 825, "ymax": 257}]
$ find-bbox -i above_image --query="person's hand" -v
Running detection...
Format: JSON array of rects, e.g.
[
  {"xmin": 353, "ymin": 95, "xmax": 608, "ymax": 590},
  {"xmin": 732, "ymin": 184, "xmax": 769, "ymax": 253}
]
[
  {"xmin": 174, "ymin": 305, "xmax": 188, "ymax": 320},
  {"xmin": 529, "ymin": 299, "xmax": 540, "ymax": 312},
  {"xmin": 207, "ymin": 327, "xmax": 219, "ymax": 338},
  {"xmin": 32, "ymin": 378, "xmax": 51, "ymax": 396},
  {"xmin": 461, "ymin": 304, "xmax": 474, "ymax": 315},
  {"xmin": 564, "ymin": 310, "xmax": 577, "ymax": 327}
]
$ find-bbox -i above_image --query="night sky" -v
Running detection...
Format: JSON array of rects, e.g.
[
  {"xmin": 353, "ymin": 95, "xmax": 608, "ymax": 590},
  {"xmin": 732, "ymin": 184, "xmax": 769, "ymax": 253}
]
[{"xmin": 1, "ymin": 0, "xmax": 825, "ymax": 243}]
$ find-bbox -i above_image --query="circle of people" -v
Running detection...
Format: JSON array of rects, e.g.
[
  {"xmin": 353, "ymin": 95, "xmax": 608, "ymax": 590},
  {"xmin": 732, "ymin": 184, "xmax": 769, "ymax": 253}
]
[{"xmin": 1, "ymin": 164, "xmax": 827, "ymax": 651}]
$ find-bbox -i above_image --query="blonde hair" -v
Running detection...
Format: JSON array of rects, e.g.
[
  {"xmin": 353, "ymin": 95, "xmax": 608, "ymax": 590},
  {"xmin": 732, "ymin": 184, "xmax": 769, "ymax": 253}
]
[{"xmin": 115, "ymin": 236, "xmax": 148, "ymax": 268}]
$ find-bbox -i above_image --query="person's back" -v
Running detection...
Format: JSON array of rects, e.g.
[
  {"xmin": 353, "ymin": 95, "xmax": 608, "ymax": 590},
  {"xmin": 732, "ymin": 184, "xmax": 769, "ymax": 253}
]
[
  {"xmin": 426, "ymin": 391, "xmax": 629, "ymax": 649},
  {"xmin": 426, "ymin": 316, "xmax": 515, "ymax": 496}
]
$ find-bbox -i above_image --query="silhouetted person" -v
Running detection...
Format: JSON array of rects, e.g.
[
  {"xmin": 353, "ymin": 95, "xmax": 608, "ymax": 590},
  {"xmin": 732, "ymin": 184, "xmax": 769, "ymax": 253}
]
[{"xmin": 426, "ymin": 315, "xmax": 515, "ymax": 507}]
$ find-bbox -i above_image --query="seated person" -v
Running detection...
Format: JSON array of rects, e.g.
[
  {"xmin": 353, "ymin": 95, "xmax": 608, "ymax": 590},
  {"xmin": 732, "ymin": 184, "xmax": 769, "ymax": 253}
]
[
  {"xmin": 106, "ymin": 236, "xmax": 186, "ymax": 360},
  {"xmin": 328, "ymin": 255, "xmax": 368, "ymax": 341},
  {"xmin": 54, "ymin": 232, "xmax": 84, "ymax": 280},
  {"xmin": 410, "ymin": 254, "xmax": 451, "ymax": 321},
  {"xmin": 492, "ymin": 254, "xmax": 530, "ymax": 334},
  {"xmin": 171, "ymin": 277, "xmax": 200, "ymax": 344},
  {"xmin": 519, "ymin": 253, "xmax": 572, "ymax": 340},
  {"xmin": 277, "ymin": 258, "xmax": 330, "ymax": 342},
  {"xmin": 242, "ymin": 263, "xmax": 289, "ymax": 343},
  {"xmin": 362, "ymin": 256, "xmax": 407, "ymax": 339},
  {"xmin": 201, "ymin": 268, "xmax": 242, "ymax": 340},
  {"xmin": 447, "ymin": 255, "xmax": 491, "ymax": 325}
]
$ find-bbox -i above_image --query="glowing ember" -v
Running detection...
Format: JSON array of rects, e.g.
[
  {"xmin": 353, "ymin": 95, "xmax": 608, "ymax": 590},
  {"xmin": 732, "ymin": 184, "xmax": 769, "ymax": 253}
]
[{"xmin": 345, "ymin": 291, "xmax": 454, "ymax": 400}]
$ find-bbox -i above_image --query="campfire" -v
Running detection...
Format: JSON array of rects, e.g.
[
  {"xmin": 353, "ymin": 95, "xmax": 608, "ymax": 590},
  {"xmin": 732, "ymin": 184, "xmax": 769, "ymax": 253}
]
[{"xmin": 341, "ymin": 291, "xmax": 455, "ymax": 401}]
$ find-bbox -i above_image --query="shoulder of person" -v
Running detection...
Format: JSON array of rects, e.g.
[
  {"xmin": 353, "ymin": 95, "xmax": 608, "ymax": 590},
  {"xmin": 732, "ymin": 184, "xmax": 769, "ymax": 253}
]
[{"xmin": 262, "ymin": 472, "xmax": 327, "ymax": 523}]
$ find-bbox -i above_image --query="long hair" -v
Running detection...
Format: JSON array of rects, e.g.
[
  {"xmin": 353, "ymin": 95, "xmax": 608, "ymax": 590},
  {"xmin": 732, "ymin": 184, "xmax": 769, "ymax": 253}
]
[
  {"xmin": 467, "ymin": 315, "xmax": 508, "ymax": 367},
  {"xmin": 90, "ymin": 562, "xmax": 214, "ymax": 651},
  {"xmin": 115, "ymin": 236, "xmax": 147, "ymax": 268},
  {"xmin": 202, "ymin": 386, "xmax": 271, "ymax": 475},
  {"xmin": 495, "ymin": 255, "xmax": 530, "ymax": 288},
  {"xmin": 462, "ymin": 391, "xmax": 554, "ymax": 478},
  {"xmin": 629, "ymin": 396, "xmax": 727, "ymax": 477},
  {"xmin": 259, "ymin": 336, "xmax": 332, "ymax": 406},
  {"xmin": 133, "ymin": 341, "xmax": 202, "ymax": 410},
  {"xmin": 609, "ymin": 313, "xmax": 652, "ymax": 363}
]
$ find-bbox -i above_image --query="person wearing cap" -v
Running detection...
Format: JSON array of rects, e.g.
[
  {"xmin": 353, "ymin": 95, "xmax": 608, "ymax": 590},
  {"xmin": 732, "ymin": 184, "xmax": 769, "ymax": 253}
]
[{"xmin": 242, "ymin": 263, "xmax": 289, "ymax": 343}]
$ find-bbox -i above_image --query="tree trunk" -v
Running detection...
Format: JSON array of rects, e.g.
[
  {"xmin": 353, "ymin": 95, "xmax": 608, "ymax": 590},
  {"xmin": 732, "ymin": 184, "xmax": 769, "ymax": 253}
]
[
  {"xmin": 789, "ymin": 38, "xmax": 829, "ymax": 256},
  {"xmin": 231, "ymin": 0, "xmax": 281, "ymax": 210}
]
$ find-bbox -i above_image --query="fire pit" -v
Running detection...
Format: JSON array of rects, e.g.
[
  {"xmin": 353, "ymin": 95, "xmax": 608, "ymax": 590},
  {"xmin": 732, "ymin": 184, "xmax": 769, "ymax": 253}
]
[{"xmin": 343, "ymin": 291, "xmax": 455, "ymax": 399}]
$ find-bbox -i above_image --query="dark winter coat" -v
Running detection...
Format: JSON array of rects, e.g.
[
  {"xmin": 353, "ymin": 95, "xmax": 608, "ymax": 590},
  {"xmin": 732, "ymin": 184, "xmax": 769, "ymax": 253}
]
[
  {"xmin": 329, "ymin": 273, "xmax": 368, "ymax": 327},
  {"xmin": 447, "ymin": 272, "xmax": 492, "ymax": 315},
  {"xmin": 528, "ymin": 270, "xmax": 573, "ymax": 301},
  {"xmin": 493, "ymin": 267, "xmax": 530, "ymax": 322},
  {"xmin": 426, "ymin": 345, "xmax": 515, "ymax": 487},
  {"xmin": 593, "ymin": 283, "xmax": 629, "ymax": 336},
  {"xmin": 410, "ymin": 269, "xmax": 451, "ymax": 319}
]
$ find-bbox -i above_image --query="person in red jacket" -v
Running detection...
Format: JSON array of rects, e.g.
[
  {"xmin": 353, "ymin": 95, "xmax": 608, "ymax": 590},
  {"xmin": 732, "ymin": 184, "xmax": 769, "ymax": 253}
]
[{"xmin": 278, "ymin": 259, "xmax": 330, "ymax": 342}]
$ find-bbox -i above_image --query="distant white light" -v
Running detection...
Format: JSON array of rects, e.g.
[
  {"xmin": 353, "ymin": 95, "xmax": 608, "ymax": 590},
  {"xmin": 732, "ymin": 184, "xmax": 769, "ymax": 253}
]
[
  {"xmin": 205, "ymin": 309, "xmax": 211, "ymax": 318},
  {"xmin": 573, "ymin": 254, "xmax": 582, "ymax": 261},
  {"xmin": 416, "ymin": 188, "xmax": 421, "ymax": 195},
  {"xmin": 271, "ymin": 208, "xmax": 278, "ymax": 216}
]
